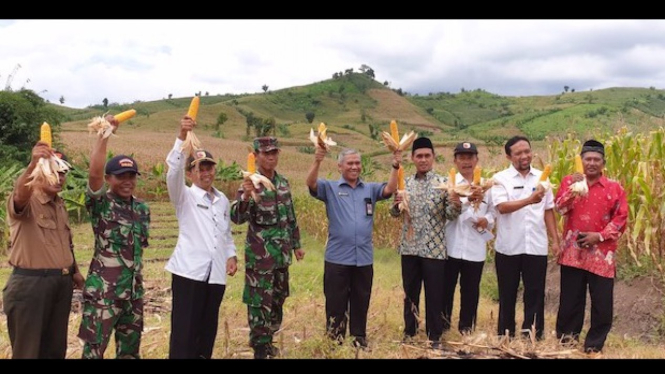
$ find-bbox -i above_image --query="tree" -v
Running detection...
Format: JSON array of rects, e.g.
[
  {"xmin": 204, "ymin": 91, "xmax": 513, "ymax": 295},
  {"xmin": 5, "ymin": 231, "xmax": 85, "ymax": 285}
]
[
  {"xmin": 359, "ymin": 64, "xmax": 371, "ymax": 73},
  {"xmin": 262, "ymin": 84, "xmax": 269, "ymax": 93},
  {"xmin": 168, "ymin": 93, "xmax": 173, "ymax": 99},
  {"xmin": 102, "ymin": 98, "xmax": 108, "ymax": 109},
  {"xmin": 305, "ymin": 112, "xmax": 315, "ymax": 124},
  {"xmin": 564, "ymin": 86, "xmax": 569, "ymax": 93},
  {"xmin": 216, "ymin": 112, "xmax": 228, "ymax": 130},
  {"xmin": 0, "ymin": 88, "xmax": 63, "ymax": 163},
  {"xmin": 59, "ymin": 95, "xmax": 65, "ymax": 104}
]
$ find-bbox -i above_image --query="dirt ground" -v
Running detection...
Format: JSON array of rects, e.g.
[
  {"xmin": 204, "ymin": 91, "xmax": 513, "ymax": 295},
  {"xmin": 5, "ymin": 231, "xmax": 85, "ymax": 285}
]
[{"xmin": 543, "ymin": 261, "xmax": 665, "ymax": 344}]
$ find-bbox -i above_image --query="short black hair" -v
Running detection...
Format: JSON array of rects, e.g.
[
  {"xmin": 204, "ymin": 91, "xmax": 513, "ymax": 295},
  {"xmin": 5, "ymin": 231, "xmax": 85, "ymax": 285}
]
[{"xmin": 504, "ymin": 136, "xmax": 530, "ymax": 156}]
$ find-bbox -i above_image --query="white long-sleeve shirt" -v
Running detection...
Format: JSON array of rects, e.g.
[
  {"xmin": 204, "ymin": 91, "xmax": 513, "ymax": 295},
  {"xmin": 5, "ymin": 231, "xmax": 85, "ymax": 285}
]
[
  {"xmin": 490, "ymin": 164, "xmax": 554, "ymax": 256},
  {"xmin": 445, "ymin": 174, "xmax": 495, "ymax": 262},
  {"xmin": 164, "ymin": 138, "xmax": 237, "ymax": 285}
]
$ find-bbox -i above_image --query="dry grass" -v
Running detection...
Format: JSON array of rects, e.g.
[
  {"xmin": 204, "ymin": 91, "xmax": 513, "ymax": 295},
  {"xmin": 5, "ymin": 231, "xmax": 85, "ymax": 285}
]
[{"xmin": 1, "ymin": 200, "xmax": 664, "ymax": 359}]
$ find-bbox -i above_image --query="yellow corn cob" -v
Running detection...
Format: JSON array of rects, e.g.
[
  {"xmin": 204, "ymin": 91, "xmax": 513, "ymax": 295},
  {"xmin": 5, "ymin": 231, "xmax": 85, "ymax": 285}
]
[
  {"xmin": 397, "ymin": 165, "xmax": 405, "ymax": 190},
  {"xmin": 187, "ymin": 96, "xmax": 200, "ymax": 121},
  {"xmin": 449, "ymin": 167, "xmax": 456, "ymax": 187},
  {"xmin": 114, "ymin": 109, "xmax": 136, "ymax": 123},
  {"xmin": 40, "ymin": 122, "xmax": 52, "ymax": 148},
  {"xmin": 540, "ymin": 164, "xmax": 552, "ymax": 182},
  {"xmin": 473, "ymin": 165, "xmax": 482, "ymax": 185},
  {"xmin": 318, "ymin": 122, "xmax": 326, "ymax": 134},
  {"xmin": 390, "ymin": 120, "xmax": 399, "ymax": 143},
  {"xmin": 247, "ymin": 152, "xmax": 256, "ymax": 174},
  {"xmin": 574, "ymin": 154, "xmax": 583, "ymax": 173}
]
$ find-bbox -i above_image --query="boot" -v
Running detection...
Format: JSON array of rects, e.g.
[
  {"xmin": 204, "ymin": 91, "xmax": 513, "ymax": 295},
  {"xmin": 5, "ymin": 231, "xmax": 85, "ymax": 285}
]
[
  {"xmin": 253, "ymin": 345, "xmax": 268, "ymax": 359},
  {"xmin": 266, "ymin": 343, "xmax": 281, "ymax": 358}
]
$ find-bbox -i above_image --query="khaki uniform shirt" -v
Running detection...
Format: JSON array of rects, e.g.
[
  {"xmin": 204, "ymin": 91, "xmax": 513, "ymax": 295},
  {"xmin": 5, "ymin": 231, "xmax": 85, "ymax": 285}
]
[{"xmin": 6, "ymin": 190, "xmax": 74, "ymax": 269}]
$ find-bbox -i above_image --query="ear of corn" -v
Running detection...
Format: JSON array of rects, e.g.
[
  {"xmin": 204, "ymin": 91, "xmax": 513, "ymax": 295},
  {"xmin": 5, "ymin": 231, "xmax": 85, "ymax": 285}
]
[
  {"xmin": 40, "ymin": 122, "xmax": 52, "ymax": 148},
  {"xmin": 247, "ymin": 152, "xmax": 256, "ymax": 174},
  {"xmin": 540, "ymin": 164, "xmax": 552, "ymax": 182},
  {"xmin": 318, "ymin": 122, "xmax": 326, "ymax": 134},
  {"xmin": 114, "ymin": 109, "xmax": 137, "ymax": 123},
  {"xmin": 187, "ymin": 96, "xmax": 200, "ymax": 121},
  {"xmin": 397, "ymin": 165, "xmax": 405, "ymax": 190},
  {"xmin": 449, "ymin": 167, "xmax": 457, "ymax": 187},
  {"xmin": 574, "ymin": 154, "xmax": 584, "ymax": 173},
  {"xmin": 473, "ymin": 165, "xmax": 482, "ymax": 185},
  {"xmin": 390, "ymin": 120, "xmax": 399, "ymax": 143}
]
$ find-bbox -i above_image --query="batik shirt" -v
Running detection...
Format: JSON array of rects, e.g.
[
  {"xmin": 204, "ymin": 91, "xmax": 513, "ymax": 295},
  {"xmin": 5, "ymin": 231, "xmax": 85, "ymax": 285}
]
[
  {"xmin": 390, "ymin": 171, "xmax": 460, "ymax": 260},
  {"xmin": 555, "ymin": 174, "xmax": 628, "ymax": 278},
  {"xmin": 83, "ymin": 184, "xmax": 150, "ymax": 300},
  {"xmin": 230, "ymin": 171, "xmax": 301, "ymax": 272}
]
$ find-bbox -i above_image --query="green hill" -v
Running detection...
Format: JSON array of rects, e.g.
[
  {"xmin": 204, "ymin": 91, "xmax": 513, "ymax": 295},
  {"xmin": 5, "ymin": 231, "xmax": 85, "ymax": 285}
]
[{"xmin": 55, "ymin": 74, "xmax": 665, "ymax": 150}]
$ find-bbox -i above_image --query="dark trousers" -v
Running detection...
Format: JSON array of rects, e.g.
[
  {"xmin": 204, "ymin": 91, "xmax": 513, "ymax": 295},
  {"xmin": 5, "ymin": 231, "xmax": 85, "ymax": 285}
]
[
  {"xmin": 495, "ymin": 252, "xmax": 547, "ymax": 339},
  {"xmin": 2, "ymin": 272, "xmax": 73, "ymax": 358},
  {"xmin": 169, "ymin": 273, "xmax": 226, "ymax": 359},
  {"xmin": 556, "ymin": 265, "xmax": 614, "ymax": 352},
  {"xmin": 401, "ymin": 255, "xmax": 446, "ymax": 341},
  {"xmin": 323, "ymin": 261, "xmax": 373, "ymax": 341},
  {"xmin": 442, "ymin": 257, "xmax": 485, "ymax": 333}
]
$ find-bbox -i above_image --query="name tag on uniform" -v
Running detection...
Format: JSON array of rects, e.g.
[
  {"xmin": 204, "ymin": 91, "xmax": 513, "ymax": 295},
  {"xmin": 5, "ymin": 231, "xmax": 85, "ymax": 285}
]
[
  {"xmin": 513, "ymin": 186, "xmax": 524, "ymax": 189},
  {"xmin": 338, "ymin": 192, "xmax": 349, "ymax": 196},
  {"xmin": 197, "ymin": 204, "xmax": 209, "ymax": 210}
]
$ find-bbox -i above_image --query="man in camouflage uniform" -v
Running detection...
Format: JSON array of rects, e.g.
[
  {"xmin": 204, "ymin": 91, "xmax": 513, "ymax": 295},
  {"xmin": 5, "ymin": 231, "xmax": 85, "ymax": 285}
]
[
  {"xmin": 230, "ymin": 137, "xmax": 304, "ymax": 359},
  {"xmin": 78, "ymin": 114, "xmax": 150, "ymax": 359}
]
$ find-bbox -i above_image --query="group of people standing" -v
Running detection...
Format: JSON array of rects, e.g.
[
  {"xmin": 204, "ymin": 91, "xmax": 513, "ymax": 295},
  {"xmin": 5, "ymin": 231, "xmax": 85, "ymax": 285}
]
[
  {"xmin": 390, "ymin": 135, "xmax": 627, "ymax": 356},
  {"xmin": 2, "ymin": 111, "xmax": 628, "ymax": 359}
]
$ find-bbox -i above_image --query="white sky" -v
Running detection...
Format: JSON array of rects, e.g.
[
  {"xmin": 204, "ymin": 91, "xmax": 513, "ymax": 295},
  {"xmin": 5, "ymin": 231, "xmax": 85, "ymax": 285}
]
[{"xmin": 2, "ymin": 19, "xmax": 665, "ymax": 109}]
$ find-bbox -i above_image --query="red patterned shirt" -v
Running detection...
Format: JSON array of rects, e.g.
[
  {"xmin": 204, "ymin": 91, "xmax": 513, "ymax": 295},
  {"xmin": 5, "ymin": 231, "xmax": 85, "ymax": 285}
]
[{"xmin": 555, "ymin": 174, "xmax": 628, "ymax": 278}]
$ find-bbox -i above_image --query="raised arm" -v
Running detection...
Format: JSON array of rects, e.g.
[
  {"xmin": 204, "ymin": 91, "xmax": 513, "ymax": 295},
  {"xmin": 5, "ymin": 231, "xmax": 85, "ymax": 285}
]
[
  {"xmin": 89, "ymin": 115, "xmax": 118, "ymax": 191},
  {"xmin": 306, "ymin": 146, "xmax": 327, "ymax": 192},
  {"xmin": 13, "ymin": 142, "xmax": 53, "ymax": 211},
  {"xmin": 382, "ymin": 149, "xmax": 402, "ymax": 198}
]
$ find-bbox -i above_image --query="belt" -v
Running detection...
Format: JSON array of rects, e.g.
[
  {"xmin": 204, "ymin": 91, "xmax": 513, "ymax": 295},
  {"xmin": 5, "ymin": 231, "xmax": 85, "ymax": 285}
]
[{"xmin": 13, "ymin": 266, "xmax": 74, "ymax": 277}]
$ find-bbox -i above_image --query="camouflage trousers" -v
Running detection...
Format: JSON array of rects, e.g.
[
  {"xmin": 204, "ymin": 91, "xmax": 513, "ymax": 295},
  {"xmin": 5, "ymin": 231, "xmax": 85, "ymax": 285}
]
[
  {"xmin": 243, "ymin": 268, "xmax": 290, "ymax": 348},
  {"xmin": 78, "ymin": 297, "xmax": 143, "ymax": 359}
]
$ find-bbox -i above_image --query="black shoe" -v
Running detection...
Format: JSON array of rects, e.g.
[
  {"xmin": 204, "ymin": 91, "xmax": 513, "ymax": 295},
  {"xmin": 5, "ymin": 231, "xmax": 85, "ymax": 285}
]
[
  {"xmin": 266, "ymin": 344, "xmax": 281, "ymax": 358},
  {"xmin": 401, "ymin": 334, "xmax": 416, "ymax": 343},
  {"xmin": 352, "ymin": 336, "xmax": 368, "ymax": 349},
  {"xmin": 253, "ymin": 345, "xmax": 268, "ymax": 359},
  {"xmin": 430, "ymin": 341, "xmax": 443, "ymax": 350}
]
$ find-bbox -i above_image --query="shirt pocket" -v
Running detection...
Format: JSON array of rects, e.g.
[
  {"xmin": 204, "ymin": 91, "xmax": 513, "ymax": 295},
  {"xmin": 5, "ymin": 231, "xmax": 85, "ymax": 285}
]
[{"xmin": 36, "ymin": 215, "xmax": 59, "ymax": 248}]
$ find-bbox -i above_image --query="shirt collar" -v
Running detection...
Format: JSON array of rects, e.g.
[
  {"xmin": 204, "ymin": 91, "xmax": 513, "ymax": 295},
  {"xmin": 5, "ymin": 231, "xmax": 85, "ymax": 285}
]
[
  {"xmin": 191, "ymin": 183, "xmax": 220, "ymax": 199},
  {"xmin": 338, "ymin": 175, "xmax": 364, "ymax": 187},
  {"xmin": 35, "ymin": 189, "xmax": 59, "ymax": 205},
  {"xmin": 508, "ymin": 163, "xmax": 536, "ymax": 178}
]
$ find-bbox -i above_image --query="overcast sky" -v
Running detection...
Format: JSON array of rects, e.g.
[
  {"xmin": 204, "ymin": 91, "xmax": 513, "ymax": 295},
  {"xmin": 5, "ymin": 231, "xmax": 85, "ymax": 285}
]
[{"xmin": 2, "ymin": 19, "xmax": 665, "ymax": 109}]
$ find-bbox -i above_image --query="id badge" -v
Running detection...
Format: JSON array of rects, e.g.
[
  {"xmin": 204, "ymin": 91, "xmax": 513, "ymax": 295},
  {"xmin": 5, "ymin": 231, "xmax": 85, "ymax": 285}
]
[{"xmin": 365, "ymin": 198, "xmax": 373, "ymax": 216}]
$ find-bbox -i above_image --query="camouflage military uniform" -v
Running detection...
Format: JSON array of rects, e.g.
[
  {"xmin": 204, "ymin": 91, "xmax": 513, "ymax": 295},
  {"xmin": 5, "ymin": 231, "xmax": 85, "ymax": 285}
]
[
  {"xmin": 78, "ymin": 185, "xmax": 150, "ymax": 359},
  {"xmin": 230, "ymin": 171, "xmax": 301, "ymax": 352}
]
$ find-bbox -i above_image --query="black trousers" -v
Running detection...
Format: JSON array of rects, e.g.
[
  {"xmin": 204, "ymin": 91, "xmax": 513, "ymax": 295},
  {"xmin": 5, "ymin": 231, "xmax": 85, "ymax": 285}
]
[
  {"xmin": 442, "ymin": 257, "xmax": 485, "ymax": 333},
  {"xmin": 495, "ymin": 252, "xmax": 547, "ymax": 339},
  {"xmin": 323, "ymin": 261, "xmax": 373, "ymax": 341},
  {"xmin": 169, "ymin": 273, "xmax": 226, "ymax": 359},
  {"xmin": 556, "ymin": 265, "xmax": 614, "ymax": 352},
  {"xmin": 2, "ymin": 272, "xmax": 73, "ymax": 358},
  {"xmin": 401, "ymin": 255, "xmax": 446, "ymax": 341}
]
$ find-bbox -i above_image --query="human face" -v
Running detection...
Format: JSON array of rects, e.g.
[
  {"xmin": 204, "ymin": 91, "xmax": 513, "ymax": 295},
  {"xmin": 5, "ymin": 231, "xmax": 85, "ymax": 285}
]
[
  {"xmin": 105, "ymin": 171, "xmax": 137, "ymax": 200},
  {"xmin": 454, "ymin": 153, "xmax": 478, "ymax": 178},
  {"xmin": 411, "ymin": 148, "xmax": 434, "ymax": 174},
  {"xmin": 256, "ymin": 149, "xmax": 279, "ymax": 174},
  {"xmin": 506, "ymin": 140, "xmax": 532, "ymax": 172},
  {"xmin": 339, "ymin": 153, "xmax": 361, "ymax": 183},
  {"xmin": 581, "ymin": 151, "xmax": 605, "ymax": 180},
  {"xmin": 42, "ymin": 171, "xmax": 67, "ymax": 196},
  {"xmin": 189, "ymin": 162, "xmax": 216, "ymax": 192}
]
